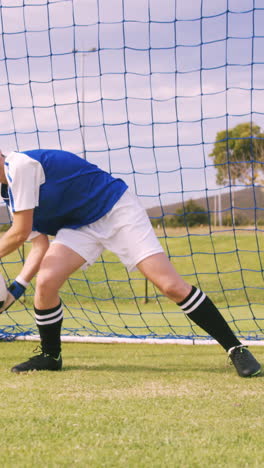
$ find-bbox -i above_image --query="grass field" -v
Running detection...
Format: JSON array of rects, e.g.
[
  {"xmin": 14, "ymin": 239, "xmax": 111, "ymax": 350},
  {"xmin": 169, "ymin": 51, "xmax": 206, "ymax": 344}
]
[
  {"xmin": 0, "ymin": 341, "xmax": 263, "ymax": 468},
  {"xmin": 0, "ymin": 228, "xmax": 263, "ymax": 466}
]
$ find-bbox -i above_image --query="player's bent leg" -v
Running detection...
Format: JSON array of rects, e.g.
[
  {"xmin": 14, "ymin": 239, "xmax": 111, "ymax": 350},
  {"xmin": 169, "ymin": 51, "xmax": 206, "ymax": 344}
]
[
  {"xmin": 137, "ymin": 253, "xmax": 261, "ymax": 377},
  {"xmin": 34, "ymin": 242, "xmax": 86, "ymax": 309},
  {"xmin": 11, "ymin": 243, "xmax": 86, "ymax": 373},
  {"xmin": 136, "ymin": 252, "xmax": 192, "ymax": 303}
]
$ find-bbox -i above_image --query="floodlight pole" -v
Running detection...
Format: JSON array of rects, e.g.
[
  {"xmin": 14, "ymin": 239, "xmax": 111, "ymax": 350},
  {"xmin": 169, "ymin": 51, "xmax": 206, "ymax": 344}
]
[{"xmin": 218, "ymin": 189, "xmax": 222, "ymax": 226}]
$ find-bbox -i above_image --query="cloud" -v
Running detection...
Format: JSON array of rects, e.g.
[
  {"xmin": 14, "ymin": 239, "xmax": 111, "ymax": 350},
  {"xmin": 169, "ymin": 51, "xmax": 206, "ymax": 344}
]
[{"xmin": 0, "ymin": 0, "xmax": 263, "ymax": 208}]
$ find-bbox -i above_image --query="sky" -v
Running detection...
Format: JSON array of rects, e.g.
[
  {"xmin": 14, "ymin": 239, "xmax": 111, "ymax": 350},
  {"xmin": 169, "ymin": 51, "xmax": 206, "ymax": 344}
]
[{"xmin": 0, "ymin": 0, "xmax": 264, "ymax": 210}]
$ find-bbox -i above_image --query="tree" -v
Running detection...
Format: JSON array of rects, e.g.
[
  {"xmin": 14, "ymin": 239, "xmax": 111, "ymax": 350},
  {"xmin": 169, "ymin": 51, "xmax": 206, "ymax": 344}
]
[
  {"xmin": 173, "ymin": 199, "xmax": 209, "ymax": 227},
  {"xmin": 209, "ymin": 122, "xmax": 264, "ymax": 186}
]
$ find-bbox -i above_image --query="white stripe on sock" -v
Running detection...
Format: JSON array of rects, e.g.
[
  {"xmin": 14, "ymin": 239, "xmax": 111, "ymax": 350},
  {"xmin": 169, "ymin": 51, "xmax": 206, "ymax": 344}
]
[
  {"xmin": 35, "ymin": 311, "xmax": 64, "ymax": 326},
  {"xmin": 181, "ymin": 288, "xmax": 201, "ymax": 311},
  {"xmin": 183, "ymin": 292, "xmax": 206, "ymax": 314},
  {"xmin": 35, "ymin": 306, "xmax": 63, "ymax": 321}
]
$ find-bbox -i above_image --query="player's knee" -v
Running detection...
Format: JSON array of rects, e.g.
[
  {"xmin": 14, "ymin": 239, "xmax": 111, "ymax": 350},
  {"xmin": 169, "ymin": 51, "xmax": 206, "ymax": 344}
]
[
  {"xmin": 159, "ymin": 279, "xmax": 191, "ymax": 303},
  {"xmin": 159, "ymin": 280, "xmax": 179, "ymax": 299},
  {"xmin": 35, "ymin": 271, "xmax": 59, "ymax": 296}
]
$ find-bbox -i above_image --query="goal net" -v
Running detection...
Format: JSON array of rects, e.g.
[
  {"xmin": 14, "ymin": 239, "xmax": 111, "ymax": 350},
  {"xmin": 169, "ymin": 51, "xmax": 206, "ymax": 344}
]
[{"xmin": 0, "ymin": 0, "xmax": 263, "ymax": 344}]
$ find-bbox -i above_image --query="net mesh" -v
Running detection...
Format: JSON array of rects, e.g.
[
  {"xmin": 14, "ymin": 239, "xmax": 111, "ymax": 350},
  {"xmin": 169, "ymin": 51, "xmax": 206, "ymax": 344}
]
[{"xmin": 0, "ymin": 0, "xmax": 264, "ymax": 342}]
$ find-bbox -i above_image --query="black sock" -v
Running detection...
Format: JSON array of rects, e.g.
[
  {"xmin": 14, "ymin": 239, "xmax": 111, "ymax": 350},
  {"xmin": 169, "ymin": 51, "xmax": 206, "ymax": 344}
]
[
  {"xmin": 34, "ymin": 302, "xmax": 63, "ymax": 357},
  {"xmin": 177, "ymin": 286, "xmax": 241, "ymax": 351}
]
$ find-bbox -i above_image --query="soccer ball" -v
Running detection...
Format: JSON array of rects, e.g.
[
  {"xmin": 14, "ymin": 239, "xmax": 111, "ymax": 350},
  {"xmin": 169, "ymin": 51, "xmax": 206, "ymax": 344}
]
[{"xmin": 0, "ymin": 274, "xmax": 8, "ymax": 309}]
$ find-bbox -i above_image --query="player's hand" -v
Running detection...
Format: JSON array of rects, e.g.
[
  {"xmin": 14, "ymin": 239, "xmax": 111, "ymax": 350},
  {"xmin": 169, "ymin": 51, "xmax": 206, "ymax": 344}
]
[
  {"xmin": 0, "ymin": 291, "xmax": 16, "ymax": 313},
  {"xmin": 0, "ymin": 278, "xmax": 27, "ymax": 314}
]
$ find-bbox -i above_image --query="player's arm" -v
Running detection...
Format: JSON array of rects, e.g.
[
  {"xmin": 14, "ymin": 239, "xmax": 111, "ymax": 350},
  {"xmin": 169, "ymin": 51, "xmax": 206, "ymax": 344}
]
[
  {"xmin": 19, "ymin": 232, "xmax": 49, "ymax": 282},
  {"xmin": 0, "ymin": 209, "xmax": 47, "ymax": 312},
  {"xmin": 0, "ymin": 209, "xmax": 34, "ymax": 258},
  {"xmin": 0, "ymin": 231, "xmax": 49, "ymax": 313}
]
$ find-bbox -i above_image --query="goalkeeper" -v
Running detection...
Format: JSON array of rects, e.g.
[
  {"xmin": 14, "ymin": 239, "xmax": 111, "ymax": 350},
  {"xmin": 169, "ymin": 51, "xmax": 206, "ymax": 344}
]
[{"xmin": 0, "ymin": 149, "xmax": 261, "ymax": 377}]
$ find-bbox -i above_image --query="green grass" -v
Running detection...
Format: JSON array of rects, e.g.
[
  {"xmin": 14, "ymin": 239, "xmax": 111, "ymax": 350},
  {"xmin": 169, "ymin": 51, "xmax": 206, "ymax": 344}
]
[
  {"xmin": 0, "ymin": 230, "xmax": 264, "ymax": 466},
  {"xmin": 0, "ymin": 341, "xmax": 263, "ymax": 468}
]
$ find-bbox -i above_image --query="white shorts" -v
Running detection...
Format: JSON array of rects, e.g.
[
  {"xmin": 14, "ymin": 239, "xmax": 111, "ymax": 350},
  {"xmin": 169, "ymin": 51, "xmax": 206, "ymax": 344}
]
[{"xmin": 52, "ymin": 190, "xmax": 164, "ymax": 272}]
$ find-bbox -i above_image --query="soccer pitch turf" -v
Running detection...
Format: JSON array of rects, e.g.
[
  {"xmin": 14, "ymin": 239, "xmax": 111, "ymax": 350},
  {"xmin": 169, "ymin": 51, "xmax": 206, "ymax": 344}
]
[{"xmin": 0, "ymin": 341, "xmax": 263, "ymax": 467}]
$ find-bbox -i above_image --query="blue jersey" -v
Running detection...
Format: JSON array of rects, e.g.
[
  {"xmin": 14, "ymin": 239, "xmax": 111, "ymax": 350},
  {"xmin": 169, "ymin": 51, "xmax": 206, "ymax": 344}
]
[{"xmin": 2, "ymin": 149, "xmax": 128, "ymax": 235}]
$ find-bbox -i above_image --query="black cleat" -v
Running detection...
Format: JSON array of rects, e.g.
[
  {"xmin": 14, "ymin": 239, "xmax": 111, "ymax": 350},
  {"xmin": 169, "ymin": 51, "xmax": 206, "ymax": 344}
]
[
  {"xmin": 11, "ymin": 352, "xmax": 62, "ymax": 373},
  {"xmin": 228, "ymin": 345, "xmax": 261, "ymax": 378}
]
